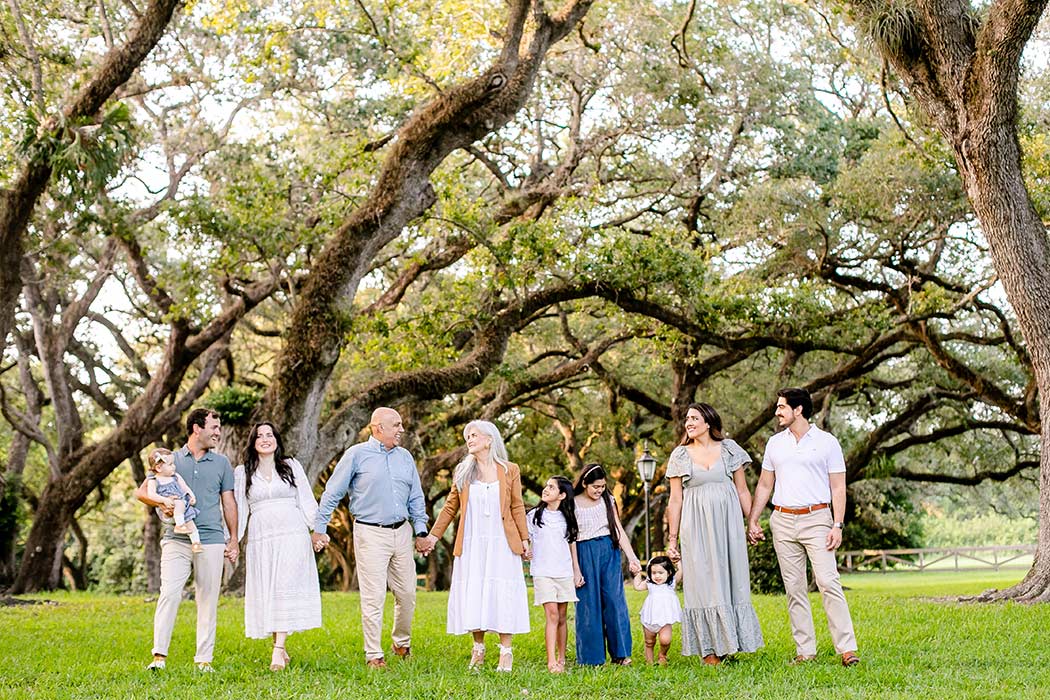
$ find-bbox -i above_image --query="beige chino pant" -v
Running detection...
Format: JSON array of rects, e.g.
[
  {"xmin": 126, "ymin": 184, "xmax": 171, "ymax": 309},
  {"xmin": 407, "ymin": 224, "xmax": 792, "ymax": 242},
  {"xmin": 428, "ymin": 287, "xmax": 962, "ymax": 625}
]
[
  {"xmin": 353, "ymin": 523, "xmax": 417, "ymax": 660},
  {"xmin": 770, "ymin": 509, "xmax": 857, "ymax": 656},
  {"xmin": 152, "ymin": 540, "xmax": 226, "ymax": 662}
]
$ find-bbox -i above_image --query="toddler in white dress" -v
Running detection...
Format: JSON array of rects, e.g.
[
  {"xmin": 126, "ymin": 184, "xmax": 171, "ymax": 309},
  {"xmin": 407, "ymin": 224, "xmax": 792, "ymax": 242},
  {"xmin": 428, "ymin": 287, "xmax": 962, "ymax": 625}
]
[{"xmin": 632, "ymin": 555, "xmax": 682, "ymax": 665}]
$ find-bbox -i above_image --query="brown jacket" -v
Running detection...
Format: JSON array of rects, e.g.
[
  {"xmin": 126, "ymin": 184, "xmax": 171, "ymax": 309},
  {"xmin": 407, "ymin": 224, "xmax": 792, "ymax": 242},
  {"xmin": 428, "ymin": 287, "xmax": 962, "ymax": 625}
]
[{"xmin": 429, "ymin": 460, "xmax": 529, "ymax": 556}]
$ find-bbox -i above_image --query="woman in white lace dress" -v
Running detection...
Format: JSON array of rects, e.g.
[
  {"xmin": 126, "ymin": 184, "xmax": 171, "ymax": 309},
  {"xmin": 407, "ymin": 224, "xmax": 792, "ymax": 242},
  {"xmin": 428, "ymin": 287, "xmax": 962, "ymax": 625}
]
[
  {"xmin": 235, "ymin": 423, "xmax": 324, "ymax": 671},
  {"xmin": 423, "ymin": 420, "xmax": 531, "ymax": 672}
]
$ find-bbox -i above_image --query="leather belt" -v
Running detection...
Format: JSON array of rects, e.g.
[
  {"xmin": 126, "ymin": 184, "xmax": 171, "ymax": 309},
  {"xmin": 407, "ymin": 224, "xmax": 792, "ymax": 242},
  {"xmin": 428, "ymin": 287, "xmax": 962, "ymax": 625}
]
[
  {"xmin": 773, "ymin": 503, "xmax": 829, "ymax": 515},
  {"xmin": 356, "ymin": 519, "xmax": 406, "ymax": 529}
]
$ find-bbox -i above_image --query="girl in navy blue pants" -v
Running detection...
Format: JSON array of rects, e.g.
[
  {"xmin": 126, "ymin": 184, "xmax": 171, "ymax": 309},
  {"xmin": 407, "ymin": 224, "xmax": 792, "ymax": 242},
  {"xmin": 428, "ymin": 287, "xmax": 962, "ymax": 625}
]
[{"xmin": 573, "ymin": 464, "xmax": 642, "ymax": 665}]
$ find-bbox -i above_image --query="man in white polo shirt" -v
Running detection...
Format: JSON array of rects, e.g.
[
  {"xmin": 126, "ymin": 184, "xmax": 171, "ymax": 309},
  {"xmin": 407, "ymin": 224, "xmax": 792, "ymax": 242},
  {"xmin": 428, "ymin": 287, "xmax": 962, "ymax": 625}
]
[{"xmin": 748, "ymin": 387, "xmax": 859, "ymax": 667}]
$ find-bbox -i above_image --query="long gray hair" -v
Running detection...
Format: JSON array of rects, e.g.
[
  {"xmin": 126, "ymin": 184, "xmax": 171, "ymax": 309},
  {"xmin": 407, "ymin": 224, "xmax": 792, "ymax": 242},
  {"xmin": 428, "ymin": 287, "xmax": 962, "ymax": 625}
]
[{"xmin": 452, "ymin": 420, "xmax": 510, "ymax": 491}]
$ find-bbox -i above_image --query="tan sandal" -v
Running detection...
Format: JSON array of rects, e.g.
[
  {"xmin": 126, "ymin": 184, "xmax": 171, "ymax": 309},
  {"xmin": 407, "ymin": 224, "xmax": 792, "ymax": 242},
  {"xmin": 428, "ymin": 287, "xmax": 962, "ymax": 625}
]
[
  {"xmin": 496, "ymin": 644, "xmax": 513, "ymax": 672},
  {"xmin": 469, "ymin": 642, "xmax": 485, "ymax": 669},
  {"xmin": 270, "ymin": 645, "xmax": 288, "ymax": 671}
]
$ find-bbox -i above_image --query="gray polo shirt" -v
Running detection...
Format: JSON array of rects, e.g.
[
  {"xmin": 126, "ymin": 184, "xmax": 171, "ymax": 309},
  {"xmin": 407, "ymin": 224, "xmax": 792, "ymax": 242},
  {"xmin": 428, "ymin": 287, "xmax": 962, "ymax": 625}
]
[{"xmin": 163, "ymin": 445, "xmax": 235, "ymax": 545}]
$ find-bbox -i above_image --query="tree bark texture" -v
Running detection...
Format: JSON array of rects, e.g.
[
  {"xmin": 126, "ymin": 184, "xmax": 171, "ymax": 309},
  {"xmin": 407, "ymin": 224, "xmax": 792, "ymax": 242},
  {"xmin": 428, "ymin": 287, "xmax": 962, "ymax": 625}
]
[
  {"xmin": 10, "ymin": 274, "xmax": 275, "ymax": 591},
  {"xmin": 850, "ymin": 0, "xmax": 1050, "ymax": 600},
  {"xmin": 256, "ymin": 0, "xmax": 596, "ymax": 472},
  {"xmin": 129, "ymin": 454, "xmax": 161, "ymax": 594}
]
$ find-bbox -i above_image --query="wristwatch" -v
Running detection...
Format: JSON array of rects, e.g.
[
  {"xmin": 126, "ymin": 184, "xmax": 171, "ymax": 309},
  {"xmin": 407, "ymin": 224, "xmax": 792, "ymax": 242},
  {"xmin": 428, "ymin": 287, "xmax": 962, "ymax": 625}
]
[{"xmin": 833, "ymin": 522, "xmax": 844, "ymax": 529}]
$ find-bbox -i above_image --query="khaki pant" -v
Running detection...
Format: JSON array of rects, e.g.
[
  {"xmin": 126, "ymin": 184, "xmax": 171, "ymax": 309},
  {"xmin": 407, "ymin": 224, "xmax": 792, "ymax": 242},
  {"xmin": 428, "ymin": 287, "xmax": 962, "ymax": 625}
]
[
  {"xmin": 770, "ymin": 509, "xmax": 857, "ymax": 655},
  {"xmin": 152, "ymin": 540, "xmax": 225, "ymax": 663},
  {"xmin": 353, "ymin": 523, "xmax": 417, "ymax": 660}
]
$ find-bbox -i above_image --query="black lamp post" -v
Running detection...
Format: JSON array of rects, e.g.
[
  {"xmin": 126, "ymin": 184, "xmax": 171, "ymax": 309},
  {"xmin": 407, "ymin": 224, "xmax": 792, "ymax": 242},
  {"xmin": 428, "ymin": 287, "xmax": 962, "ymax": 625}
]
[{"xmin": 635, "ymin": 442, "xmax": 657, "ymax": 562}]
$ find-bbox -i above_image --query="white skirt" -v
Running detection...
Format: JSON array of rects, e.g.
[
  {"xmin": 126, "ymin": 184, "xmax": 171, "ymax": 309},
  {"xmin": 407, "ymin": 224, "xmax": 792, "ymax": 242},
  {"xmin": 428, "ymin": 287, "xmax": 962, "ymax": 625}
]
[
  {"xmin": 446, "ymin": 482, "xmax": 530, "ymax": 634},
  {"xmin": 244, "ymin": 497, "xmax": 322, "ymax": 638}
]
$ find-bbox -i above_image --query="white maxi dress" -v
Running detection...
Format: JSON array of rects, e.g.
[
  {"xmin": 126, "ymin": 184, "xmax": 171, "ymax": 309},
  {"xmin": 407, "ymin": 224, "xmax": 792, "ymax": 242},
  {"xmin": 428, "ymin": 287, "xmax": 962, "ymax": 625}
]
[
  {"xmin": 446, "ymin": 480, "xmax": 530, "ymax": 634},
  {"xmin": 235, "ymin": 458, "xmax": 323, "ymax": 638}
]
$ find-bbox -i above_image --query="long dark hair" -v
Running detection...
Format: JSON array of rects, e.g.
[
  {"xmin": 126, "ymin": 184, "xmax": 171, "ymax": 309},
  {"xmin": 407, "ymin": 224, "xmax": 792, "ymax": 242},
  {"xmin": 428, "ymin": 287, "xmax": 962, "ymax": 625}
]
[
  {"xmin": 680, "ymin": 402, "xmax": 725, "ymax": 445},
  {"xmin": 573, "ymin": 464, "xmax": 621, "ymax": 538},
  {"xmin": 243, "ymin": 422, "xmax": 296, "ymax": 497},
  {"xmin": 531, "ymin": 476, "xmax": 579, "ymax": 542}
]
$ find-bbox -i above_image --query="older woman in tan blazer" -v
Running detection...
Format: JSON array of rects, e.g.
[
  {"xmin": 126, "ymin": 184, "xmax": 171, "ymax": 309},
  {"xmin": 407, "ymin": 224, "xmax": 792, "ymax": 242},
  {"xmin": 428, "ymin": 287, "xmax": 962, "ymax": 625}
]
[{"xmin": 422, "ymin": 420, "xmax": 531, "ymax": 671}]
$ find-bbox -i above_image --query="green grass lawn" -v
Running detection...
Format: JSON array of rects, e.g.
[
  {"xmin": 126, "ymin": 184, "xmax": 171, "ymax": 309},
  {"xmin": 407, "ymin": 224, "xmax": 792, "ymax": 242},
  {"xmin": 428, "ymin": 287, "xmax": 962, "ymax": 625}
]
[{"xmin": 3, "ymin": 570, "xmax": 1047, "ymax": 700}]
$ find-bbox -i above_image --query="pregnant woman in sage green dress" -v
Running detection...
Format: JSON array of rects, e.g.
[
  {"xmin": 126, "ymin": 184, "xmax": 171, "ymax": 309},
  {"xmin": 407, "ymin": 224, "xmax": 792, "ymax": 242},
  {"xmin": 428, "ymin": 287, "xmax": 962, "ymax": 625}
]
[{"xmin": 665, "ymin": 403, "xmax": 763, "ymax": 664}]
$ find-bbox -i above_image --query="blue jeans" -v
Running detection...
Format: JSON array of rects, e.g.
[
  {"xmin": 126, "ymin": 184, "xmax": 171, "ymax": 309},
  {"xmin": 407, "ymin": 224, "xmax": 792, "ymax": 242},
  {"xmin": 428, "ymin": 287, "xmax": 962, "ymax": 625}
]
[{"xmin": 574, "ymin": 536, "xmax": 632, "ymax": 665}]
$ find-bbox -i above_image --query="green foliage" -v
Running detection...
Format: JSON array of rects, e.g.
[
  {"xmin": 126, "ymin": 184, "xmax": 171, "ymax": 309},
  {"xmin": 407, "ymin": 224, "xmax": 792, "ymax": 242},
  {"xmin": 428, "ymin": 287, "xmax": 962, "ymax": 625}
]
[
  {"xmin": 845, "ymin": 479, "xmax": 924, "ymax": 551},
  {"xmin": 0, "ymin": 474, "xmax": 25, "ymax": 550},
  {"xmin": 16, "ymin": 102, "xmax": 136, "ymax": 199},
  {"xmin": 855, "ymin": 0, "xmax": 922, "ymax": 58},
  {"xmin": 749, "ymin": 516, "xmax": 785, "ymax": 595},
  {"xmin": 921, "ymin": 510, "xmax": 1037, "ymax": 548},
  {"xmin": 203, "ymin": 386, "xmax": 262, "ymax": 426}
]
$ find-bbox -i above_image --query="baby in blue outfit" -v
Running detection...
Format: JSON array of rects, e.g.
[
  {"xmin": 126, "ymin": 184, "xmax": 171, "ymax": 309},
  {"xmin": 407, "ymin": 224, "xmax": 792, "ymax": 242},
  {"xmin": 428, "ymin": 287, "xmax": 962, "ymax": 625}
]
[{"xmin": 146, "ymin": 448, "xmax": 202, "ymax": 553}]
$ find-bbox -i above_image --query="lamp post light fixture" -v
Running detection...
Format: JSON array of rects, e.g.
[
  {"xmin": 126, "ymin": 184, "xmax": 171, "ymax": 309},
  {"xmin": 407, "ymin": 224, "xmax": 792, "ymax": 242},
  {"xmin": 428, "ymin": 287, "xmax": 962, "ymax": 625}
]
[{"xmin": 635, "ymin": 442, "xmax": 657, "ymax": 562}]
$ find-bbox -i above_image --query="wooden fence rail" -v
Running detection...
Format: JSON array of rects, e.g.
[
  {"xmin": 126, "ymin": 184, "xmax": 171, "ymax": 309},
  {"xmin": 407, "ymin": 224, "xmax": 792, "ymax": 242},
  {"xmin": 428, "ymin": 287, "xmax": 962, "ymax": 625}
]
[{"xmin": 838, "ymin": 545, "xmax": 1036, "ymax": 574}]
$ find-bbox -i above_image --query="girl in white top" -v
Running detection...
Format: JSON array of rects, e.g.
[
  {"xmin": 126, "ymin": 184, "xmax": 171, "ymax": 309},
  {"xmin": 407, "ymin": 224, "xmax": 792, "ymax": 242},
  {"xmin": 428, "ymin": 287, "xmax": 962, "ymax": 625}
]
[
  {"xmin": 631, "ymin": 555, "xmax": 682, "ymax": 665},
  {"xmin": 526, "ymin": 476, "xmax": 584, "ymax": 673}
]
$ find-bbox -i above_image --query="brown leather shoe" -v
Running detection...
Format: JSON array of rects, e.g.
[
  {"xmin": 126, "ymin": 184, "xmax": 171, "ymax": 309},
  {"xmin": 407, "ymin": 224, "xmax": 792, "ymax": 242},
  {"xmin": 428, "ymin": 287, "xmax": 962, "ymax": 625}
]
[
  {"xmin": 841, "ymin": 651, "xmax": 860, "ymax": 667},
  {"xmin": 365, "ymin": 658, "xmax": 387, "ymax": 669},
  {"xmin": 391, "ymin": 644, "xmax": 410, "ymax": 659},
  {"xmin": 702, "ymin": 654, "xmax": 721, "ymax": 665}
]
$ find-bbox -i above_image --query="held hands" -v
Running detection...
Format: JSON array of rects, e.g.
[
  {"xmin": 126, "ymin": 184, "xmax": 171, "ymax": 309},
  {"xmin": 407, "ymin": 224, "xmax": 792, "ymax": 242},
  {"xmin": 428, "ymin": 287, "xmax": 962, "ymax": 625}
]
[
  {"xmin": 627, "ymin": 559, "xmax": 642, "ymax": 575},
  {"xmin": 522, "ymin": 541, "xmax": 532, "ymax": 561},
  {"xmin": 746, "ymin": 520, "xmax": 765, "ymax": 545},
  {"xmin": 415, "ymin": 534, "xmax": 437, "ymax": 556},
  {"xmin": 311, "ymin": 533, "xmax": 330, "ymax": 553},
  {"xmin": 666, "ymin": 539, "xmax": 680, "ymax": 563},
  {"xmin": 224, "ymin": 540, "xmax": 239, "ymax": 564},
  {"xmin": 573, "ymin": 570, "xmax": 585, "ymax": 588}
]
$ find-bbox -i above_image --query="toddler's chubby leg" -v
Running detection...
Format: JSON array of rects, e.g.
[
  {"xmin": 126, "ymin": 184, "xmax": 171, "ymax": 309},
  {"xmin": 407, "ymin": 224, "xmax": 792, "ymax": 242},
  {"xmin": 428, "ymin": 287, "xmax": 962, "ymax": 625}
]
[
  {"xmin": 643, "ymin": 628, "xmax": 657, "ymax": 665},
  {"xmin": 172, "ymin": 500, "xmax": 189, "ymax": 531},
  {"xmin": 657, "ymin": 625, "xmax": 672, "ymax": 665}
]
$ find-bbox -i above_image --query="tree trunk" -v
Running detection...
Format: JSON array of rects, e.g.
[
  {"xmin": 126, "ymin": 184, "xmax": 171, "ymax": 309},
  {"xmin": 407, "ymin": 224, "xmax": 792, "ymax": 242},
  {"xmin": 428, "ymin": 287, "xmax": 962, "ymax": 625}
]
[
  {"xmin": 129, "ymin": 454, "xmax": 161, "ymax": 593},
  {"xmin": 12, "ymin": 480, "xmax": 72, "ymax": 591},
  {"xmin": 10, "ymin": 276, "xmax": 271, "ymax": 592},
  {"xmin": 958, "ymin": 132, "xmax": 1050, "ymax": 602},
  {"xmin": 848, "ymin": 0, "xmax": 1050, "ymax": 601},
  {"xmin": 255, "ymin": 0, "xmax": 596, "ymax": 472},
  {"xmin": 143, "ymin": 509, "xmax": 162, "ymax": 594}
]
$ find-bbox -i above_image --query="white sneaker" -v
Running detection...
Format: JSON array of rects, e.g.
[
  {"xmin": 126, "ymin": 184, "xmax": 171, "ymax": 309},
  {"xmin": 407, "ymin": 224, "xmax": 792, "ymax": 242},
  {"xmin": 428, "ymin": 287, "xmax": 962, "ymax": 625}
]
[
  {"xmin": 146, "ymin": 659, "xmax": 166, "ymax": 671},
  {"xmin": 196, "ymin": 662, "xmax": 214, "ymax": 673}
]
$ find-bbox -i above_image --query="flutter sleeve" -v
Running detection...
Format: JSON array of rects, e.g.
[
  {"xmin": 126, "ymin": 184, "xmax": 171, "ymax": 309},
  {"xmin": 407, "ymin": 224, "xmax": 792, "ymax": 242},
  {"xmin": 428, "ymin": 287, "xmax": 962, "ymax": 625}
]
[
  {"xmin": 664, "ymin": 446, "xmax": 693, "ymax": 482},
  {"xmin": 288, "ymin": 458, "xmax": 319, "ymax": 532},
  {"xmin": 234, "ymin": 466, "xmax": 248, "ymax": 542},
  {"xmin": 721, "ymin": 438, "xmax": 752, "ymax": 473}
]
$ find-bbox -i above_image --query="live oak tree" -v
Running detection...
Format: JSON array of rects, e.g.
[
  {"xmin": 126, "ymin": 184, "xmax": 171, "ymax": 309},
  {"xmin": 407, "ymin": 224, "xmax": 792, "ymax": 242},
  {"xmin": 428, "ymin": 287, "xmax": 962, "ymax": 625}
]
[
  {"xmin": 2, "ymin": 0, "xmax": 1047, "ymax": 593},
  {"xmin": 846, "ymin": 0, "xmax": 1050, "ymax": 601}
]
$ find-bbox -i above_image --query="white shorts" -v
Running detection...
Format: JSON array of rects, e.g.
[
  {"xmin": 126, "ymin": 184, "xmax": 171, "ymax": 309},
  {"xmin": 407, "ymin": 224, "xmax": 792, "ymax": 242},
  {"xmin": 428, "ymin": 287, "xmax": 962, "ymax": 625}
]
[{"xmin": 533, "ymin": 576, "xmax": 578, "ymax": 605}]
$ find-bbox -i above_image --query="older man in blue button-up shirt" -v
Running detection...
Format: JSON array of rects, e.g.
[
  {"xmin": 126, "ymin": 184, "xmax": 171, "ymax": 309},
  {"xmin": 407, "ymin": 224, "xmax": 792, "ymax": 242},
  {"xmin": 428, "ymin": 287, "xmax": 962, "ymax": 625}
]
[{"xmin": 314, "ymin": 407, "xmax": 429, "ymax": 667}]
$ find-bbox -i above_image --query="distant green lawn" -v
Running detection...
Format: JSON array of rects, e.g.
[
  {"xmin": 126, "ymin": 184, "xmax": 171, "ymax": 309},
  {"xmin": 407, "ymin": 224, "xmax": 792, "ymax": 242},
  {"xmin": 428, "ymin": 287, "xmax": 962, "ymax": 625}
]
[{"xmin": 3, "ymin": 570, "xmax": 1047, "ymax": 700}]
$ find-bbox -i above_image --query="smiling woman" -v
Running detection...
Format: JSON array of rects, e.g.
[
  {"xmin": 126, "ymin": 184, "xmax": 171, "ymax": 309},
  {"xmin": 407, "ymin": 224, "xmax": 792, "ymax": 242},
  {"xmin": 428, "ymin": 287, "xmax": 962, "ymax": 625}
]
[
  {"xmin": 427, "ymin": 420, "xmax": 531, "ymax": 672},
  {"xmin": 665, "ymin": 403, "xmax": 763, "ymax": 665},
  {"xmin": 234, "ymin": 422, "xmax": 322, "ymax": 672}
]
